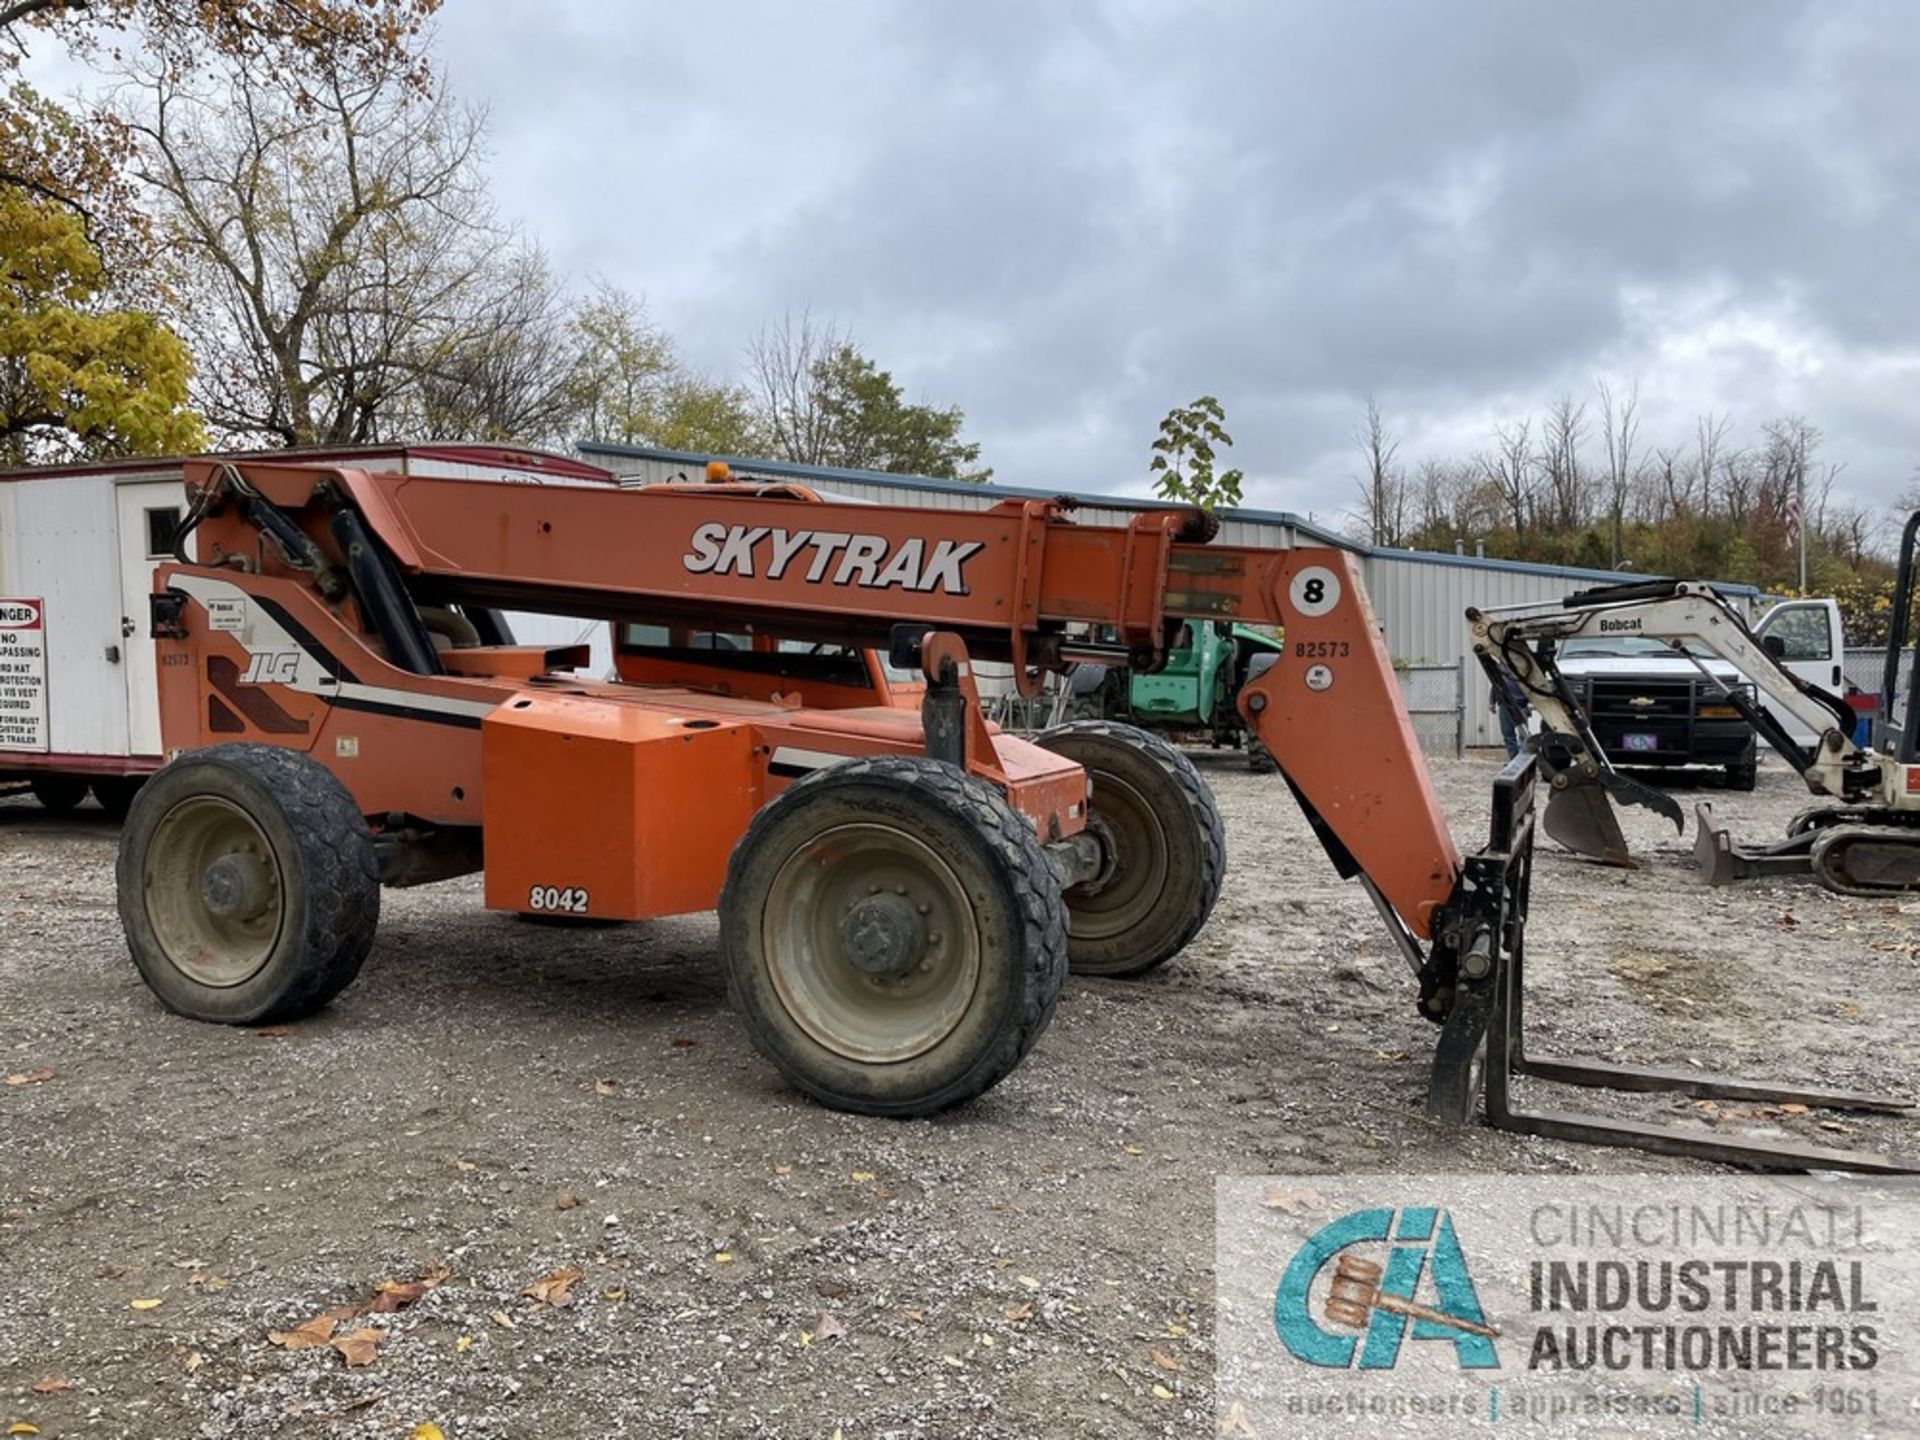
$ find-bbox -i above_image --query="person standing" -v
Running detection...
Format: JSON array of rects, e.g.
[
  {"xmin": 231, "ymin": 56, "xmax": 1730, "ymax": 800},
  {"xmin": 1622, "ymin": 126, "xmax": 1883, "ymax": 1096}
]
[{"xmin": 1490, "ymin": 673, "xmax": 1529, "ymax": 759}]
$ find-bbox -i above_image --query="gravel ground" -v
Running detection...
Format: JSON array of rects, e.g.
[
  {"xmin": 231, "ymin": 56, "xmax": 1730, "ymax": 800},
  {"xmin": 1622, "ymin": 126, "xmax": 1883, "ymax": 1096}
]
[{"xmin": 2, "ymin": 752, "xmax": 1915, "ymax": 1438}]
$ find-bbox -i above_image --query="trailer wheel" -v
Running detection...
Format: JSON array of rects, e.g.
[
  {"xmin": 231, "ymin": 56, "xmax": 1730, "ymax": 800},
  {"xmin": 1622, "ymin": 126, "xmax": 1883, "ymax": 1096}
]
[
  {"xmin": 1035, "ymin": 720, "xmax": 1225, "ymax": 977},
  {"xmin": 721, "ymin": 756, "xmax": 1067, "ymax": 1117},
  {"xmin": 28, "ymin": 774, "xmax": 88, "ymax": 815},
  {"xmin": 116, "ymin": 743, "xmax": 379, "ymax": 1025},
  {"xmin": 90, "ymin": 775, "xmax": 145, "ymax": 821}
]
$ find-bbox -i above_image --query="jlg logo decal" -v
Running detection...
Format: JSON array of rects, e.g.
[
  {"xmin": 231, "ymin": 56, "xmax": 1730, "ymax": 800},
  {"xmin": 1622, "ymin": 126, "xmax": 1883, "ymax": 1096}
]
[
  {"xmin": 240, "ymin": 651, "xmax": 302, "ymax": 684},
  {"xmin": 683, "ymin": 524, "xmax": 984, "ymax": 595}
]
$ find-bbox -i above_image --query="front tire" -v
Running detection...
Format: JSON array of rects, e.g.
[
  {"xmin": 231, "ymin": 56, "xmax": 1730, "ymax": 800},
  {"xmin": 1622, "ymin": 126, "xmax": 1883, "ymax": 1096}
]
[
  {"xmin": 28, "ymin": 774, "xmax": 89, "ymax": 814},
  {"xmin": 117, "ymin": 743, "xmax": 379, "ymax": 1024},
  {"xmin": 1035, "ymin": 721, "xmax": 1225, "ymax": 977},
  {"xmin": 1725, "ymin": 753, "xmax": 1758, "ymax": 792},
  {"xmin": 720, "ymin": 757, "xmax": 1067, "ymax": 1117}
]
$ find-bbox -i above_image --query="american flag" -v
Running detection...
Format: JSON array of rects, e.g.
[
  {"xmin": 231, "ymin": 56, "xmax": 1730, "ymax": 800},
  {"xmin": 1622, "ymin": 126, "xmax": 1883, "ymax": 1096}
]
[{"xmin": 1783, "ymin": 482, "xmax": 1801, "ymax": 549}]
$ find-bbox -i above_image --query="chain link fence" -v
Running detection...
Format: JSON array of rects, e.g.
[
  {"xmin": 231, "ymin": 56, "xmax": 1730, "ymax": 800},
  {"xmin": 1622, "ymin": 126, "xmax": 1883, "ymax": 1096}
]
[
  {"xmin": 1396, "ymin": 663, "xmax": 1466, "ymax": 757},
  {"xmin": 1845, "ymin": 646, "xmax": 1910, "ymax": 699}
]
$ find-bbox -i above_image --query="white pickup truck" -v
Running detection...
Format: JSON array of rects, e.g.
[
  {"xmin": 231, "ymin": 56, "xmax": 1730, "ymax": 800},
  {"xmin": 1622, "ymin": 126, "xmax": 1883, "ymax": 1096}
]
[{"xmin": 1552, "ymin": 597, "xmax": 1846, "ymax": 788}]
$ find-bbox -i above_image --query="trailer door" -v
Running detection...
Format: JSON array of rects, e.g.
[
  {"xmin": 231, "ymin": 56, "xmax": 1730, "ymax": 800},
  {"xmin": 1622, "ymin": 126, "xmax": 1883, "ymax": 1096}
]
[{"xmin": 116, "ymin": 481, "xmax": 185, "ymax": 756}]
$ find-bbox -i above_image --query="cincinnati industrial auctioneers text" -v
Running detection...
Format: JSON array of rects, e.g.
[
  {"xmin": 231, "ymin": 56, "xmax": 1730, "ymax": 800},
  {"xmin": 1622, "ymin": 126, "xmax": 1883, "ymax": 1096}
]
[{"xmin": 1524, "ymin": 1199, "xmax": 1878, "ymax": 1374}]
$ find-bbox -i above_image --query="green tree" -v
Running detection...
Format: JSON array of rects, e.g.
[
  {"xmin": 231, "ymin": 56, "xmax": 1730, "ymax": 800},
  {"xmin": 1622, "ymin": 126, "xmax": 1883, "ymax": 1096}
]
[
  {"xmin": 810, "ymin": 344, "xmax": 989, "ymax": 481},
  {"xmin": 748, "ymin": 313, "xmax": 989, "ymax": 480},
  {"xmin": 1150, "ymin": 395, "xmax": 1243, "ymax": 510},
  {"xmin": 568, "ymin": 285, "xmax": 766, "ymax": 456},
  {"xmin": 0, "ymin": 189, "xmax": 203, "ymax": 463}
]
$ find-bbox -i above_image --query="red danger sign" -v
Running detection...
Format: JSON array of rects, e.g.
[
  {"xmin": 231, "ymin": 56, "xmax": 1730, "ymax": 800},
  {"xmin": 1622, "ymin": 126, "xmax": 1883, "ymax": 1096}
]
[{"xmin": 0, "ymin": 596, "xmax": 49, "ymax": 751}]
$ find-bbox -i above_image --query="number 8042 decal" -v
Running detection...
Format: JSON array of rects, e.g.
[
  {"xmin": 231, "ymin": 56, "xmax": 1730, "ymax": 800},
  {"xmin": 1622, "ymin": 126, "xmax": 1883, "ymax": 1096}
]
[{"xmin": 528, "ymin": 884, "xmax": 590, "ymax": 915}]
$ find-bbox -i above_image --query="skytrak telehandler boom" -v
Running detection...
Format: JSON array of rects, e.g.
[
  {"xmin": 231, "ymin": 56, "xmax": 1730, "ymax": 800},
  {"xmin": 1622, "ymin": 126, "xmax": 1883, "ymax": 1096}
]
[
  {"xmin": 1471, "ymin": 564, "xmax": 1919, "ymax": 894},
  {"xmin": 114, "ymin": 457, "xmax": 1915, "ymax": 1170}
]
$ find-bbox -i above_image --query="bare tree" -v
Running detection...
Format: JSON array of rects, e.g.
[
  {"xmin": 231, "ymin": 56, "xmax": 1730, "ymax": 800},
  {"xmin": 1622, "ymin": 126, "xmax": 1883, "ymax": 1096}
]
[
  {"xmin": 1349, "ymin": 395, "xmax": 1407, "ymax": 546},
  {"xmin": 122, "ymin": 45, "xmax": 507, "ymax": 445},
  {"xmin": 1537, "ymin": 395, "xmax": 1588, "ymax": 532},
  {"xmin": 1595, "ymin": 379, "xmax": 1641, "ymax": 566},
  {"xmin": 1693, "ymin": 411, "xmax": 1731, "ymax": 517},
  {"xmin": 746, "ymin": 309, "xmax": 847, "ymax": 466},
  {"xmin": 1483, "ymin": 419, "xmax": 1535, "ymax": 543}
]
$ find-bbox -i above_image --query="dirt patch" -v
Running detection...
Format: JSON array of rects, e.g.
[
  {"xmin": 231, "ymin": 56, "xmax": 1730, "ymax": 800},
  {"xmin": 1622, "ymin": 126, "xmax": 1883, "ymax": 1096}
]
[{"xmin": 1, "ymin": 753, "xmax": 1915, "ymax": 1437}]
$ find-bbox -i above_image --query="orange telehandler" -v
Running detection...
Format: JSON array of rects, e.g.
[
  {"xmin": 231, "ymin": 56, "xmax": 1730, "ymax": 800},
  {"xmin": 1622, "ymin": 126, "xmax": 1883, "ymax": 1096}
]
[{"xmin": 116, "ymin": 456, "xmax": 1915, "ymax": 1170}]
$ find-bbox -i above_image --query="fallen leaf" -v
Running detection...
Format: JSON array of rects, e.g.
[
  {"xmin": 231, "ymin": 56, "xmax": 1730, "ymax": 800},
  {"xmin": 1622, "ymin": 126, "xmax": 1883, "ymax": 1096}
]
[
  {"xmin": 30, "ymin": 1381, "xmax": 70, "ymax": 1395},
  {"xmin": 601, "ymin": 1288, "xmax": 626, "ymax": 1302},
  {"xmin": 942, "ymin": 1354, "xmax": 965, "ymax": 1368},
  {"xmin": 455, "ymin": 1336, "xmax": 473, "ymax": 1354},
  {"xmin": 1374, "ymin": 1048, "xmax": 1408, "ymax": 1062},
  {"xmin": 4, "ymin": 1069, "xmax": 54, "ymax": 1087},
  {"xmin": 1001, "ymin": 1301, "xmax": 1032, "ymax": 1323},
  {"xmin": 268, "ymin": 1316, "xmax": 339, "ymax": 1350},
  {"xmin": 1780, "ymin": 1103, "xmax": 1812, "ymax": 1115},
  {"xmin": 489, "ymin": 1309, "xmax": 516, "ymax": 1330},
  {"xmin": 169, "ymin": 1259, "xmax": 208, "ymax": 1270},
  {"xmin": 1150, "ymin": 1346, "xmax": 1185, "ymax": 1373},
  {"xmin": 849, "ymin": 1171, "xmax": 875, "ymax": 1183},
  {"xmin": 1166, "ymin": 1322, "xmax": 1190, "ymax": 1337},
  {"xmin": 902, "ymin": 1308, "xmax": 925, "ymax": 1324},
  {"xmin": 556, "ymin": 1191, "xmax": 580, "ymax": 1211},
  {"xmin": 1152, "ymin": 1383, "xmax": 1177, "ymax": 1400},
  {"xmin": 797, "ymin": 1329, "xmax": 812, "ymax": 1348},
  {"xmin": 593, "ymin": 1078, "xmax": 616, "ymax": 1096},
  {"xmin": 812, "ymin": 1310, "xmax": 847, "ymax": 1343},
  {"xmin": 188, "ymin": 1271, "xmax": 228, "ymax": 1289},
  {"xmin": 129, "ymin": 1298, "xmax": 164, "ymax": 1311},
  {"xmin": 8, "ymin": 1425, "xmax": 40, "ymax": 1436},
  {"xmin": 1260, "ymin": 1184, "xmax": 1327, "ymax": 1215},
  {"xmin": 454, "ymin": 1159, "xmax": 477, "ymax": 1173},
  {"xmin": 1017, "ymin": 1275, "xmax": 1039, "ymax": 1290},
  {"xmin": 1219, "ymin": 1399, "xmax": 1259, "ymax": 1436},
  {"xmin": 1122, "ymin": 1144, "xmax": 1144, "ymax": 1156},
  {"xmin": 773, "ymin": 1164, "xmax": 793, "ymax": 1177},
  {"xmin": 413, "ymin": 1425, "xmax": 446, "ymax": 1440},
  {"xmin": 252, "ymin": 1025, "xmax": 292, "ymax": 1038},
  {"xmin": 329, "ymin": 1328, "xmax": 381, "ymax": 1368},
  {"xmin": 523, "ymin": 1265, "xmax": 584, "ymax": 1308},
  {"xmin": 712, "ymin": 1251, "xmax": 734, "ymax": 1265},
  {"xmin": 670, "ymin": 1035, "xmax": 697, "ymax": 1048},
  {"xmin": 182, "ymin": 1351, "xmax": 204, "ymax": 1374}
]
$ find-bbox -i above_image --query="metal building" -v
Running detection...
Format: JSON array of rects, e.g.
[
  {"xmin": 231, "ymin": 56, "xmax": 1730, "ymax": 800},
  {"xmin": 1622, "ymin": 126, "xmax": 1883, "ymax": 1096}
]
[{"xmin": 578, "ymin": 441, "xmax": 1759, "ymax": 749}]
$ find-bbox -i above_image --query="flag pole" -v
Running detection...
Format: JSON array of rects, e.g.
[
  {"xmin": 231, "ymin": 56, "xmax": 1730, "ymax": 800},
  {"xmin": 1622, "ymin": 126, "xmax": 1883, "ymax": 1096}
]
[{"xmin": 1797, "ymin": 469, "xmax": 1807, "ymax": 592}]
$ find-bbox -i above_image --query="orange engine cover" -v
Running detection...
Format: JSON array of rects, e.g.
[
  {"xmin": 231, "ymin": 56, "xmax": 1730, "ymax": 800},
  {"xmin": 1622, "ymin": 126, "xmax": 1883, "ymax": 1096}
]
[{"xmin": 482, "ymin": 690, "xmax": 760, "ymax": 921}]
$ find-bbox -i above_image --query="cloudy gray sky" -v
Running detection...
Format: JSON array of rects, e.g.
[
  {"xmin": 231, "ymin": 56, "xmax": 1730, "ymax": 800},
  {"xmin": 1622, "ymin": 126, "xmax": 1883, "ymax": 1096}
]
[{"xmin": 117, "ymin": 3, "xmax": 1920, "ymax": 520}]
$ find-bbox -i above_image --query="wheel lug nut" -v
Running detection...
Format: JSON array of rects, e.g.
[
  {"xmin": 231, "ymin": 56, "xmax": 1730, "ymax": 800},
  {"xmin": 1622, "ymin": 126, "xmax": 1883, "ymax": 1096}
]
[
  {"xmin": 927, "ymin": 932, "xmax": 941, "ymax": 945},
  {"xmin": 917, "ymin": 903, "xmax": 931, "ymax": 915}
]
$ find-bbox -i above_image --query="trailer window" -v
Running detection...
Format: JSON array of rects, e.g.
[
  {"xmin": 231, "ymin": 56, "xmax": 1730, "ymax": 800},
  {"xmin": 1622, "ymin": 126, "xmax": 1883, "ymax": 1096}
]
[{"xmin": 144, "ymin": 506, "xmax": 182, "ymax": 558}]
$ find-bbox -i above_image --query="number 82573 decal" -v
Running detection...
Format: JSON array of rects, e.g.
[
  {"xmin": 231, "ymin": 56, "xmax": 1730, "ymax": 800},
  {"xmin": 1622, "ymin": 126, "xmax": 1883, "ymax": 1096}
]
[{"xmin": 527, "ymin": 884, "xmax": 590, "ymax": 914}]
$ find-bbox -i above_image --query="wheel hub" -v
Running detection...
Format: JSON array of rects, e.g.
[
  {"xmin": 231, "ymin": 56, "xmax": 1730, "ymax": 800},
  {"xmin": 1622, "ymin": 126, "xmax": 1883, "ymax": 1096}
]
[
  {"xmin": 200, "ymin": 852, "xmax": 273, "ymax": 922},
  {"xmin": 840, "ymin": 892, "xmax": 927, "ymax": 978}
]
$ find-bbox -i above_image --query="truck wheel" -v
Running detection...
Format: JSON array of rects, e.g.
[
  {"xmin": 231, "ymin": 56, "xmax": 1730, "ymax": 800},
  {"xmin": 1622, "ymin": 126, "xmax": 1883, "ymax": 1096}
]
[
  {"xmin": 116, "ymin": 743, "xmax": 379, "ymax": 1025},
  {"xmin": 28, "ymin": 774, "xmax": 88, "ymax": 815},
  {"xmin": 720, "ymin": 756, "xmax": 1067, "ymax": 1117},
  {"xmin": 90, "ymin": 775, "xmax": 145, "ymax": 821},
  {"xmin": 1247, "ymin": 738, "xmax": 1279, "ymax": 775},
  {"xmin": 1035, "ymin": 720, "xmax": 1225, "ymax": 977},
  {"xmin": 1725, "ymin": 756, "xmax": 1758, "ymax": 792}
]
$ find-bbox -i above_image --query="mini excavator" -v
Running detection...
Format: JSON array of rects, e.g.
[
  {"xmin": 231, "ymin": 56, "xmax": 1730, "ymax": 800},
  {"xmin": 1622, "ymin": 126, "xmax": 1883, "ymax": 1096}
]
[
  {"xmin": 115, "ymin": 457, "xmax": 1915, "ymax": 1171},
  {"xmin": 1471, "ymin": 511, "xmax": 1920, "ymax": 896}
]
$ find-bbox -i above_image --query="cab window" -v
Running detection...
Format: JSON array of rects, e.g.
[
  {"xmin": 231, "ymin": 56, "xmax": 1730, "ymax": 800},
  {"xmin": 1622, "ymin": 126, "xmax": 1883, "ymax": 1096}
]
[{"xmin": 1759, "ymin": 606, "xmax": 1832, "ymax": 661}]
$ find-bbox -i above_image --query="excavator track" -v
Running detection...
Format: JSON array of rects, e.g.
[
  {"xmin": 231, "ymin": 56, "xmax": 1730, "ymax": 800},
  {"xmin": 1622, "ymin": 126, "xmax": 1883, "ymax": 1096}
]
[{"xmin": 1812, "ymin": 826, "xmax": 1920, "ymax": 895}]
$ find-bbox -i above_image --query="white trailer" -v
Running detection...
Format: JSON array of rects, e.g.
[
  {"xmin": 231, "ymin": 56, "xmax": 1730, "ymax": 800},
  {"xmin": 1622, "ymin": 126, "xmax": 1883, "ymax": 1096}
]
[{"xmin": 0, "ymin": 444, "xmax": 616, "ymax": 814}]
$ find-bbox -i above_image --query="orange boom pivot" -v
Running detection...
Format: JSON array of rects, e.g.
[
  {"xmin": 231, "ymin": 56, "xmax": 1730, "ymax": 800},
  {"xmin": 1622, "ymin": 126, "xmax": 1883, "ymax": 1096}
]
[{"xmin": 120, "ymin": 457, "xmax": 1478, "ymax": 1120}]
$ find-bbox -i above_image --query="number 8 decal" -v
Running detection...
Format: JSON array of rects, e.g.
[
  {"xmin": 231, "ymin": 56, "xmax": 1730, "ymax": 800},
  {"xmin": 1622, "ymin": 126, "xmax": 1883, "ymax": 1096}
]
[{"xmin": 1289, "ymin": 565, "xmax": 1342, "ymax": 619}]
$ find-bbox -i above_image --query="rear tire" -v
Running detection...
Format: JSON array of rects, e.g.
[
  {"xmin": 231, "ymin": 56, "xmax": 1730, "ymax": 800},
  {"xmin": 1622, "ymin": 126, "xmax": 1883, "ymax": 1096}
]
[
  {"xmin": 91, "ymin": 775, "xmax": 145, "ymax": 820},
  {"xmin": 1725, "ymin": 754, "xmax": 1758, "ymax": 792},
  {"xmin": 1034, "ymin": 720, "xmax": 1226, "ymax": 977},
  {"xmin": 117, "ymin": 743, "xmax": 379, "ymax": 1025},
  {"xmin": 28, "ymin": 774, "xmax": 89, "ymax": 814},
  {"xmin": 720, "ymin": 756, "xmax": 1067, "ymax": 1117}
]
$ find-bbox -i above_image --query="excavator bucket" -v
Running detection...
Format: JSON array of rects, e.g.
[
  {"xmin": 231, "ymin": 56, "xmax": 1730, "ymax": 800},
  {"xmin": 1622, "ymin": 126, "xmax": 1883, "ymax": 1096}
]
[{"xmin": 1542, "ymin": 770, "xmax": 1635, "ymax": 867}]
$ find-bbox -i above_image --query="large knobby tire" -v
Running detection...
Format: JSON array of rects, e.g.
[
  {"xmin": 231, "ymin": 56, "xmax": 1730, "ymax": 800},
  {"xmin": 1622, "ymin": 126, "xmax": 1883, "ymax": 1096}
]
[
  {"xmin": 28, "ymin": 774, "xmax": 89, "ymax": 814},
  {"xmin": 720, "ymin": 756, "xmax": 1067, "ymax": 1117},
  {"xmin": 1035, "ymin": 720, "xmax": 1225, "ymax": 977},
  {"xmin": 117, "ymin": 743, "xmax": 380, "ymax": 1025}
]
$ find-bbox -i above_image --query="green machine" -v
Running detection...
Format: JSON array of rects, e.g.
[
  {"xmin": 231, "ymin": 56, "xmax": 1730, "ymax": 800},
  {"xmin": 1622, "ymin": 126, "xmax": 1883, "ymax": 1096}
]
[{"xmin": 1068, "ymin": 621, "xmax": 1284, "ymax": 769}]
